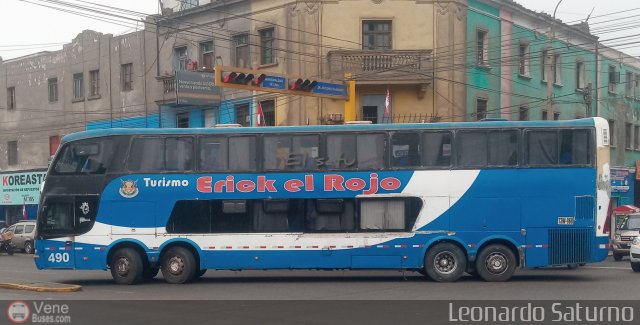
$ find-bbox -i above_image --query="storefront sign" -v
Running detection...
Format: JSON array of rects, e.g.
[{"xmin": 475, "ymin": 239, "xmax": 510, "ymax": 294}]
[
  {"xmin": 0, "ymin": 170, "xmax": 46, "ymax": 205},
  {"xmin": 611, "ymin": 168, "xmax": 631, "ymax": 193}
]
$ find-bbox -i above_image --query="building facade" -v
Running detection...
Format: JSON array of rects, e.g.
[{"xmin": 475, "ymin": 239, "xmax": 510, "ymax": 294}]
[{"xmin": 3, "ymin": 0, "xmax": 640, "ymax": 225}]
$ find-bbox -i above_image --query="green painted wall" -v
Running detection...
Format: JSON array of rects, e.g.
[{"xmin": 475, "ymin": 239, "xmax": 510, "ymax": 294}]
[{"xmin": 466, "ymin": 0, "xmax": 501, "ymax": 121}]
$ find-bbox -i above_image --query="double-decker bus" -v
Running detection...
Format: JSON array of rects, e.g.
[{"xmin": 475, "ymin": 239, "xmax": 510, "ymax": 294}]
[{"xmin": 35, "ymin": 118, "xmax": 610, "ymax": 284}]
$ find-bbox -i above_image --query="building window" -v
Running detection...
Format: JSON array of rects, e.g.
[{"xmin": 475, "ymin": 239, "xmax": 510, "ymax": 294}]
[
  {"xmin": 232, "ymin": 34, "xmax": 250, "ymax": 68},
  {"xmin": 552, "ymin": 54, "xmax": 561, "ymax": 85},
  {"xmin": 200, "ymin": 41, "xmax": 214, "ymax": 70},
  {"xmin": 626, "ymin": 123, "xmax": 633, "ymax": 149},
  {"xmin": 48, "ymin": 78, "xmax": 58, "ymax": 102},
  {"xmin": 175, "ymin": 47, "xmax": 188, "ymax": 71},
  {"xmin": 626, "ymin": 72, "xmax": 634, "ymax": 97},
  {"xmin": 179, "ymin": 0, "xmax": 198, "ymax": 10},
  {"xmin": 121, "ymin": 63, "xmax": 133, "ymax": 91},
  {"xmin": 259, "ymin": 28, "xmax": 275, "ymax": 65},
  {"xmin": 610, "ymin": 119, "xmax": 616, "ymax": 147},
  {"xmin": 609, "ymin": 65, "xmax": 619, "ymax": 93},
  {"xmin": 476, "ymin": 98, "xmax": 487, "ymax": 120},
  {"xmin": 635, "ymin": 126, "xmax": 640, "ymax": 150},
  {"xmin": 576, "ymin": 61, "xmax": 585, "ymax": 90},
  {"xmin": 518, "ymin": 42, "xmax": 529, "ymax": 76},
  {"xmin": 259, "ymin": 100, "xmax": 275, "ymax": 126},
  {"xmin": 363, "ymin": 20, "xmax": 392, "ymax": 50},
  {"xmin": 636, "ymin": 74, "xmax": 640, "ymax": 99},
  {"xmin": 176, "ymin": 112, "xmax": 189, "ymax": 128},
  {"xmin": 7, "ymin": 141, "xmax": 17, "ymax": 166},
  {"xmin": 553, "ymin": 112, "xmax": 560, "ymax": 120},
  {"xmin": 89, "ymin": 70, "xmax": 99, "ymax": 97},
  {"xmin": 73, "ymin": 73, "xmax": 84, "ymax": 100},
  {"xmin": 541, "ymin": 49, "xmax": 549, "ymax": 82},
  {"xmin": 476, "ymin": 29, "xmax": 488, "ymax": 65},
  {"xmin": 236, "ymin": 103, "xmax": 250, "ymax": 126},
  {"xmin": 6, "ymin": 87, "xmax": 15, "ymax": 109},
  {"xmin": 49, "ymin": 135, "xmax": 61, "ymax": 156},
  {"xmin": 519, "ymin": 106, "xmax": 528, "ymax": 121},
  {"xmin": 542, "ymin": 109, "xmax": 548, "ymax": 120}
]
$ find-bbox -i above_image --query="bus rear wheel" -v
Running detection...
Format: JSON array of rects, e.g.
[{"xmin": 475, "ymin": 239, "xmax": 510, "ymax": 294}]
[
  {"xmin": 423, "ymin": 242, "xmax": 466, "ymax": 282},
  {"xmin": 110, "ymin": 248, "xmax": 143, "ymax": 285},
  {"xmin": 161, "ymin": 246, "xmax": 197, "ymax": 284},
  {"xmin": 475, "ymin": 244, "xmax": 516, "ymax": 282}
]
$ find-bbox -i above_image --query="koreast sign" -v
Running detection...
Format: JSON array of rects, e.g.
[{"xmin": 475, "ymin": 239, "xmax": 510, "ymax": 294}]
[{"xmin": 0, "ymin": 171, "xmax": 46, "ymax": 205}]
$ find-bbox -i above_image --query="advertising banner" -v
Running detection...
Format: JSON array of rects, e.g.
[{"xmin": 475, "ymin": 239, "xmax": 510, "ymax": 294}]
[{"xmin": 0, "ymin": 170, "xmax": 46, "ymax": 205}]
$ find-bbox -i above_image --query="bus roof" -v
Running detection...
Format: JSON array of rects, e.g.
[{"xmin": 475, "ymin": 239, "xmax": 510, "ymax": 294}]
[{"xmin": 62, "ymin": 117, "xmax": 602, "ymax": 143}]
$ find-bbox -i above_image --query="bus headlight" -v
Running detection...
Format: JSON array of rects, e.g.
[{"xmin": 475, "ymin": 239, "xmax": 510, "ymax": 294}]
[
  {"xmin": 615, "ymin": 234, "xmax": 621, "ymax": 241},
  {"xmin": 632, "ymin": 237, "xmax": 640, "ymax": 246}
]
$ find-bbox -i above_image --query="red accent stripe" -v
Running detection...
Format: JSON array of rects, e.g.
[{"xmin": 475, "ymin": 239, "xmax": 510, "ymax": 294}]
[
  {"xmin": 225, "ymin": 246, "xmax": 233, "ymax": 249},
  {"xmin": 294, "ymin": 246, "xmax": 302, "ymax": 249},
  {"xmin": 346, "ymin": 245, "xmax": 354, "ymax": 248},
  {"xmin": 208, "ymin": 246, "xmax": 216, "ymax": 250},
  {"xmin": 329, "ymin": 245, "xmax": 336, "ymax": 249},
  {"xmin": 311, "ymin": 245, "xmax": 319, "ymax": 249},
  {"xmin": 541, "ymin": 244, "xmax": 549, "ymax": 248},
  {"xmin": 260, "ymin": 246, "xmax": 267, "ymax": 249},
  {"xmin": 242, "ymin": 246, "xmax": 250, "ymax": 249},
  {"xmin": 365, "ymin": 245, "xmax": 372, "ymax": 248},
  {"xmin": 524, "ymin": 245, "xmax": 533, "ymax": 248}
]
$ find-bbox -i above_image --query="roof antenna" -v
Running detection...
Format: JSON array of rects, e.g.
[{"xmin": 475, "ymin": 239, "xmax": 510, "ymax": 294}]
[{"xmin": 585, "ymin": 7, "xmax": 595, "ymax": 23}]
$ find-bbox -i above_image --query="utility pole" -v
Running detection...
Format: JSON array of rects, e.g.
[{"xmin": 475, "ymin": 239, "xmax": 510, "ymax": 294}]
[
  {"xmin": 546, "ymin": 0, "xmax": 564, "ymax": 120},
  {"xmin": 584, "ymin": 82, "xmax": 593, "ymax": 117}
]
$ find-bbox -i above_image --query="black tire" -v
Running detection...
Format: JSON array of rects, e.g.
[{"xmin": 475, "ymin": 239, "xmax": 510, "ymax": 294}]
[
  {"xmin": 109, "ymin": 248, "xmax": 143, "ymax": 285},
  {"xmin": 142, "ymin": 266, "xmax": 160, "ymax": 280},
  {"xmin": 161, "ymin": 246, "xmax": 197, "ymax": 284},
  {"xmin": 24, "ymin": 241, "xmax": 33, "ymax": 254},
  {"xmin": 423, "ymin": 242, "xmax": 467, "ymax": 282},
  {"xmin": 475, "ymin": 244, "xmax": 517, "ymax": 282},
  {"xmin": 632, "ymin": 262, "xmax": 640, "ymax": 272},
  {"xmin": 613, "ymin": 253, "xmax": 624, "ymax": 261}
]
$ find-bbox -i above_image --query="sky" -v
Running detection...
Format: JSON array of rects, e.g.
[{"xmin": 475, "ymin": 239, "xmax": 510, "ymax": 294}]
[{"xmin": 0, "ymin": 0, "xmax": 639, "ymax": 60}]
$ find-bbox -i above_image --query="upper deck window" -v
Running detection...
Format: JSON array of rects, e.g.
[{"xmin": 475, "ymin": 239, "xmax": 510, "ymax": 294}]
[
  {"xmin": 325, "ymin": 133, "xmax": 385, "ymax": 170},
  {"xmin": 263, "ymin": 135, "xmax": 319, "ymax": 171},
  {"xmin": 53, "ymin": 138, "xmax": 116, "ymax": 174},
  {"xmin": 199, "ymin": 136, "xmax": 256, "ymax": 172},
  {"xmin": 526, "ymin": 129, "xmax": 591, "ymax": 166},
  {"xmin": 128, "ymin": 136, "xmax": 194, "ymax": 172}
]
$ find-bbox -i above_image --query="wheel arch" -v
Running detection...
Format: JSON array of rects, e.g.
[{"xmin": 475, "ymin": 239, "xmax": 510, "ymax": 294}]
[
  {"xmin": 422, "ymin": 236, "xmax": 469, "ymax": 266},
  {"xmin": 106, "ymin": 239, "xmax": 150, "ymax": 268}
]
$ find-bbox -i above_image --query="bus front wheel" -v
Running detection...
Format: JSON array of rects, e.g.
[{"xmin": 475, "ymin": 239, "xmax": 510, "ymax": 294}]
[
  {"xmin": 423, "ymin": 242, "xmax": 467, "ymax": 282},
  {"xmin": 475, "ymin": 244, "xmax": 516, "ymax": 282},
  {"xmin": 110, "ymin": 248, "xmax": 143, "ymax": 285},
  {"xmin": 161, "ymin": 246, "xmax": 197, "ymax": 284}
]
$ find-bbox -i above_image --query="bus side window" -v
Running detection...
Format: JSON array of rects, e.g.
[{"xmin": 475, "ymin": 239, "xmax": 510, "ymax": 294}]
[
  {"xmin": 254, "ymin": 199, "xmax": 290, "ymax": 232},
  {"xmin": 391, "ymin": 132, "xmax": 420, "ymax": 168},
  {"xmin": 488, "ymin": 130, "xmax": 519, "ymax": 166},
  {"xmin": 561, "ymin": 129, "xmax": 590, "ymax": 165},
  {"xmin": 457, "ymin": 131, "xmax": 488, "ymax": 168},
  {"xmin": 422, "ymin": 131, "xmax": 452, "ymax": 168},
  {"xmin": 165, "ymin": 137, "xmax": 194, "ymax": 171},
  {"xmin": 306, "ymin": 199, "xmax": 355, "ymax": 232},
  {"xmin": 229, "ymin": 136, "xmax": 256, "ymax": 171},
  {"xmin": 199, "ymin": 136, "xmax": 228, "ymax": 171},
  {"xmin": 527, "ymin": 130, "xmax": 558, "ymax": 166}
]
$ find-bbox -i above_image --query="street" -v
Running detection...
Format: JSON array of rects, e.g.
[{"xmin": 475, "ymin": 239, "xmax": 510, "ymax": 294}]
[{"xmin": 0, "ymin": 253, "xmax": 637, "ymax": 300}]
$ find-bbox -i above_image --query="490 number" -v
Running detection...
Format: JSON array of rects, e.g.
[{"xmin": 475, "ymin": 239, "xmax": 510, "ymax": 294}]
[{"xmin": 47, "ymin": 252, "xmax": 70, "ymax": 263}]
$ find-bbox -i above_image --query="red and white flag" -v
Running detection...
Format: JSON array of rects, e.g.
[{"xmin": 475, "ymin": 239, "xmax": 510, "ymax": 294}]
[
  {"xmin": 256, "ymin": 102, "xmax": 265, "ymax": 127},
  {"xmin": 384, "ymin": 87, "xmax": 391, "ymax": 122},
  {"xmin": 22, "ymin": 202, "xmax": 27, "ymax": 220}
]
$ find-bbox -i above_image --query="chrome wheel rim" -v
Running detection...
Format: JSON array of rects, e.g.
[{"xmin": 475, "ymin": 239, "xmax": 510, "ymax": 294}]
[
  {"xmin": 485, "ymin": 252, "xmax": 508, "ymax": 275},
  {"xmin": 168, "ymin": 256, "xmax": 185, "ymax": 276},
  {"xmin": 434, "ymin": 251, "xmax": 457, "ymax": 274},
  {"xmin": 115, "ymin": 257, "xmax": 130, "ymax": 277}
]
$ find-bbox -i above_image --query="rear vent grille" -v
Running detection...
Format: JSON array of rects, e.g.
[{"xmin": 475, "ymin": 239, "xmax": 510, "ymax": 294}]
[
  {"xmin": 575, "ymin": 196, "xmax": 595, "ymax": 221},
  {"xmin": 549, "ymin": 228, "xmax": 592, "ymax": 265}
]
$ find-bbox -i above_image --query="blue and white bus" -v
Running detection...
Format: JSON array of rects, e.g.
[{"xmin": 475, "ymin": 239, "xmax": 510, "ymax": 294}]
[{"xmin": 35, "ymin": 118, "xmax": 610, "ymax": 284}]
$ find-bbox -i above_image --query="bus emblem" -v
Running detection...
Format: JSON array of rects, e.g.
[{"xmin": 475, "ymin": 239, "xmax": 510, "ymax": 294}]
[
  {"xmin": 80, "ymin": 202, "xmax": 90, "ymax": 215},
  {"xmin": 119, "ymin": 179, "xmax": 139, "ymax": 198}
]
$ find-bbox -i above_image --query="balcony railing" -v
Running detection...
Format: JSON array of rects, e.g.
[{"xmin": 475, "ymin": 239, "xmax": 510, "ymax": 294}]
[
  {"xmin": 161, "ymin": 76, "xmax": 176, "ymax": 94},
  {"xmin": 327, "ymin": 50, "xmax": 433, "ymax": 84}
]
